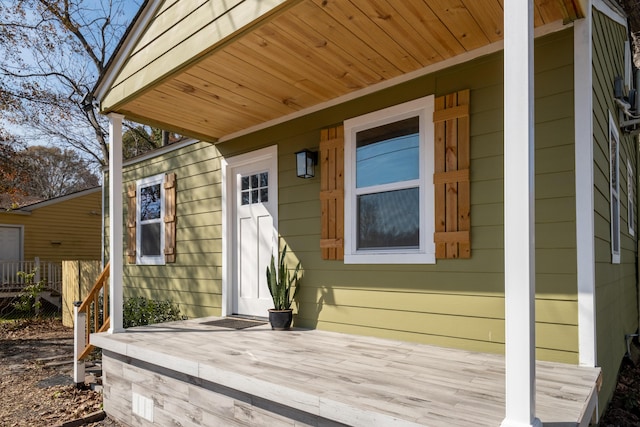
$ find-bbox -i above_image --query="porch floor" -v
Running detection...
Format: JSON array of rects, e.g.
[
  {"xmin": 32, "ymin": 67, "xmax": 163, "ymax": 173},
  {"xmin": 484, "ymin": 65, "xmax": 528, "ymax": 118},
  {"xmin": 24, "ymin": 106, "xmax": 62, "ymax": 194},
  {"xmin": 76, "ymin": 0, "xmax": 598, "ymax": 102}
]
[{"xmin": 92, "ymin": 317, "xmax": 601, "ymax": 427}]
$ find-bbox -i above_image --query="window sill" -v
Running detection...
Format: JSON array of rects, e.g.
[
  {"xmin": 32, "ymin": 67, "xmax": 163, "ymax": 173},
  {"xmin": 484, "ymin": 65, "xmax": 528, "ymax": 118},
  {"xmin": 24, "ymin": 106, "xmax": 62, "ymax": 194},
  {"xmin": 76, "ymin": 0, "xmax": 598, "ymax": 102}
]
[{"xmin": 344, "ymin": 252, "xmax": 435, "ymax": 265}]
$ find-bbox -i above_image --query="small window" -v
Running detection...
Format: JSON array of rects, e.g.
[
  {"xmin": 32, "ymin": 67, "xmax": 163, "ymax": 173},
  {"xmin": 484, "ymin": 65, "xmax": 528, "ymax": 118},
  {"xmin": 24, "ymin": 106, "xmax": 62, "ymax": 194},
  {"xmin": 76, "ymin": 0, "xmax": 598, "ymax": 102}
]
[
  {"xmin": 344, "ymin": 95, "xmax": 435, "ymax": 264},
  {"xmin": 240, "ymin": 172, "xmax": 269, "ymax": 205},
  {"xmin": 137, "ymin": 174, "xmax": 165, "ymax": 265},
  {"xmin": 625, "ymin": 41, "xmax": 632, "ymax": 92},
  {"xmin": 628, "ymin": 158, "xmax": 635, "ymax": 237},
  {"xmin": 609, "ymin": 112, "xmax": 621, "ymax": 264}
]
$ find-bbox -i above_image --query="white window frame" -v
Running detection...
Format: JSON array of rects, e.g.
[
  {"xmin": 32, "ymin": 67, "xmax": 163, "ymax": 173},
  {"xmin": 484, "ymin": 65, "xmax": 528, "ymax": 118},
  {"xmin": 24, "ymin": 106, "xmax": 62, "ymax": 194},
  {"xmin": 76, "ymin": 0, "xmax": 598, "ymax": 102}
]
[
  {"xmin": 628, "ymin": 158, "xmax": 635, "ymax": 237},
  {"xmin": 136, "ymin": 173, "xmax": 165, "ymax": 265},
  {"xmin": 344, "ymin": 95, "xmax": 435, "ymax": 264},
  {"xmin": 609, "ymin": 112, "xmax": 621, "ymax": 264}
]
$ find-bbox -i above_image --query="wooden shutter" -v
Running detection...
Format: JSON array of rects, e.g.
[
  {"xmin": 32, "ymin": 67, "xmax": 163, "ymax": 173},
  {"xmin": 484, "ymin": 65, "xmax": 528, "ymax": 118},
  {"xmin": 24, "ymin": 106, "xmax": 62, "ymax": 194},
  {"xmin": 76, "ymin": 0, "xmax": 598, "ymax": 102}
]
[
  {"xmin": 126, "ymin": 185, "xmax": 136, "ymax": 264},
  {"xmin": 319, "ymin": 125, "xmax": 344, "ymax": 260},
  {"xmin": 164, "ymin": 173, "xmax": 177, "ymax": 263},
  {"xmin": 433, "ymin": 89, "xmax": 471, "ymax": 259}
]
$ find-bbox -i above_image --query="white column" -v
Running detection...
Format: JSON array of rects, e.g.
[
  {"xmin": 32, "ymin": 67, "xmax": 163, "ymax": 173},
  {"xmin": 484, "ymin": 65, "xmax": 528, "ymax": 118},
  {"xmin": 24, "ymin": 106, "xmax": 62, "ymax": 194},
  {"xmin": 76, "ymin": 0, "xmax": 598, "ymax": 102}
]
[
  {"xmin": 108, "ymin": 113, "xmax": 125, "ymax": 333},
  {"xmin": 502, "ymin": 1, "xmax": 541, "ymax": 427},
  {"xmin": 574, "ymin": 4, "xmax": 597, "ymax": 369}
]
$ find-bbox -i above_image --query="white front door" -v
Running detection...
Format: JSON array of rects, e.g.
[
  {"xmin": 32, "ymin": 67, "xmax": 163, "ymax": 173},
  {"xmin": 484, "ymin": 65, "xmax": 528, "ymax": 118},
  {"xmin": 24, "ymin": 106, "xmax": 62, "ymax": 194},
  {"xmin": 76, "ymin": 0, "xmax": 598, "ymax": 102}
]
[
  {"xmin": 229, "ymin": 147, "xmax": 278, "ymax": 317},
  {"xmin": 0, "ymin": 226, "xmax": 22, "ymax": 261}
]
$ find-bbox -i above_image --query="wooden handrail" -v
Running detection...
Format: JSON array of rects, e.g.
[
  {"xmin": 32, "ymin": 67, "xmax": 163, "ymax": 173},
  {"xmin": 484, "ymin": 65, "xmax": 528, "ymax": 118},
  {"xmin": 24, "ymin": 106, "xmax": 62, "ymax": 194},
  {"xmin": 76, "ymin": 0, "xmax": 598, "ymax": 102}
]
[
  {"xmin": 78, "ymin": 262, "xmax": 110, "ymax": 312},
  {"xmin": 77, "ymin": 261, "xmax": 110, "ymax": 361}
]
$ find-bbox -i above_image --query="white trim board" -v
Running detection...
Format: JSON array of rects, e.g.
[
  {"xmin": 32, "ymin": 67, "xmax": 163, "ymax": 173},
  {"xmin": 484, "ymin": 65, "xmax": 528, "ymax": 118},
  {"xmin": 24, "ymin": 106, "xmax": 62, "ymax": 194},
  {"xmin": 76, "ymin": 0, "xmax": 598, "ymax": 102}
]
[
  {"xmin": 94, "ymin": 1, "xmax": 164, "ymax": 104},
  {"xmin": 594, "ymin": 0, "xmax": 628, "ymax": 27}
]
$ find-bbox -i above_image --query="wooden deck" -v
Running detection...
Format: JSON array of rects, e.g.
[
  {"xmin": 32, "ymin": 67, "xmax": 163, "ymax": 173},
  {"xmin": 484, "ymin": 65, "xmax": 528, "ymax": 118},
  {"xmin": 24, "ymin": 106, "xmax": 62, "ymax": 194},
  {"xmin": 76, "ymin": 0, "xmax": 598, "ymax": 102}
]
[{"xmin": 92, "ymin": 317, "xmax": 601, "ymax": 427}]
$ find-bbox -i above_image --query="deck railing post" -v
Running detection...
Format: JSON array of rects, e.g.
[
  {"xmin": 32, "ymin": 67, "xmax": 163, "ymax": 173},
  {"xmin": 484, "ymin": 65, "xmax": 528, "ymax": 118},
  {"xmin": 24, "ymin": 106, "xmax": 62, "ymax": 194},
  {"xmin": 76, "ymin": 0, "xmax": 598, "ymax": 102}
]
[
  {"xmin": 73, "ymin": 301, "xmax": 86, "ymax": 388},
  {"xmin": 34, "ymin": 257, "xmax": 40, "ymax": 283}
]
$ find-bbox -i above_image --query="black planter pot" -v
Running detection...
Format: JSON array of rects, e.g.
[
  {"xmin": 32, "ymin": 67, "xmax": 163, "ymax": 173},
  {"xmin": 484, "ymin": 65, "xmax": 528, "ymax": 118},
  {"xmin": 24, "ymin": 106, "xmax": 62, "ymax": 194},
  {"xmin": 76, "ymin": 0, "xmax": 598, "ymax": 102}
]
[{"xmin": 268, "ymin": 309, "xmax": 293, "ymax": 330}]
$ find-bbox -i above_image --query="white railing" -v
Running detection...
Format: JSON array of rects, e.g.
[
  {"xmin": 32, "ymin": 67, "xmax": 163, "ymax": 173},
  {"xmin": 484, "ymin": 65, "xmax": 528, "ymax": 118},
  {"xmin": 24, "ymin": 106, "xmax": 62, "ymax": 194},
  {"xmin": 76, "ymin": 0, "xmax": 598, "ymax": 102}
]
[{"xmin": 0, "ymin": 258, "xmax": 63, "ymax": 293}]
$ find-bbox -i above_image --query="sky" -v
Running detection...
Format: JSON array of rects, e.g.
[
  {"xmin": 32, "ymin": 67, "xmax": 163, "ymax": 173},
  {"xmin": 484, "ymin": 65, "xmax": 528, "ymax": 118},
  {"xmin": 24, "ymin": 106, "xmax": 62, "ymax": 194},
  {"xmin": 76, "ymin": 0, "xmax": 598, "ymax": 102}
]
[{"xmin": 1, "ymin": 0, "xmax": 143, "ymax": 155}]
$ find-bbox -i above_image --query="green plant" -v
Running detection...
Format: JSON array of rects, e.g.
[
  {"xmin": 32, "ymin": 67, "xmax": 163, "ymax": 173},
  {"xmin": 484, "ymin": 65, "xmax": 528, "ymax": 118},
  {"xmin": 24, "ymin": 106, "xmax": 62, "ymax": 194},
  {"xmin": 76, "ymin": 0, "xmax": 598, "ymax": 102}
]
[
  {"xmin": 266, "ymin": 245, "xmax": 301, "ymax": 310},
  {"xmin": 12, "ymin": 269, "xmax": 45, "ymax": 316},
  {"xmin": 123, "ymin": 296, "xmax": 186, "ymax": 328}
]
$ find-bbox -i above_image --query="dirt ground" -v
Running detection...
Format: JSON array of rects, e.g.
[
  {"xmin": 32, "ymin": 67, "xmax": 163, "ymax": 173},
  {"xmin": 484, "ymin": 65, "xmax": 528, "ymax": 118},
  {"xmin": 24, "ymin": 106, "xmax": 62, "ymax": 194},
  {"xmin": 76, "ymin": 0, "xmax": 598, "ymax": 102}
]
[
  {"xmin": 601, "ymin": 353, "xmax": 640, "ymax": 426},
  {"xmin": 1, "ymin": 318, "xmax": 639, "ymax": 426},
  {"xmin": 0, "ymin": 318, "xmax": 122, "ymax": 427}
]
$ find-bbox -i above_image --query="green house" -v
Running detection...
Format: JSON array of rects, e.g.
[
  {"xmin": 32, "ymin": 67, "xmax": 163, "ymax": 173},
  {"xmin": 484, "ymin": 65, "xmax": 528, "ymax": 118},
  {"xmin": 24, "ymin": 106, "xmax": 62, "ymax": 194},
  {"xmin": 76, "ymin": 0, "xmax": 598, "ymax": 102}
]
[{"xmin": 89, "ymin": 0, "xmax": 640, "ymax": 425}]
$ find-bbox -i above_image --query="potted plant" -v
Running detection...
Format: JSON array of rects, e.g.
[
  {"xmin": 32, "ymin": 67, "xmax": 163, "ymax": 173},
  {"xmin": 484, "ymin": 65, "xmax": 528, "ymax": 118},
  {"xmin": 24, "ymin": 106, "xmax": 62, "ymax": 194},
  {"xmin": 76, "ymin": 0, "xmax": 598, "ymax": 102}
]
[{"xmin": 266, "ymin": 245, "xmax": 301, "ymax": 330}]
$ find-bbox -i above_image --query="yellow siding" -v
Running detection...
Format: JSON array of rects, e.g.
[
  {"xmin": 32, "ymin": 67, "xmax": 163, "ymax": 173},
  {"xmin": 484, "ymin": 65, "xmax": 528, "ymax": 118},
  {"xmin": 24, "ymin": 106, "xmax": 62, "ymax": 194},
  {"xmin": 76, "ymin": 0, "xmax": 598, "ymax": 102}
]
[
  {"xmin": 0, "ymin": 189, "xmax": 102, "ymax": 263},
  {"xmin": 102, "ymin": 0, "xmax": 289, "ymax": 111}
]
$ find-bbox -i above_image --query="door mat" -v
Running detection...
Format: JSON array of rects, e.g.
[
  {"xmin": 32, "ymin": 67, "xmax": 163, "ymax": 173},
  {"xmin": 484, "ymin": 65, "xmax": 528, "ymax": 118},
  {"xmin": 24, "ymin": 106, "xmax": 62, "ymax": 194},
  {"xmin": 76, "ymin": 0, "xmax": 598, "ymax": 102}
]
[{"xmin": 201, "ymin": 318, "xmax": 267, "ymax": 330}]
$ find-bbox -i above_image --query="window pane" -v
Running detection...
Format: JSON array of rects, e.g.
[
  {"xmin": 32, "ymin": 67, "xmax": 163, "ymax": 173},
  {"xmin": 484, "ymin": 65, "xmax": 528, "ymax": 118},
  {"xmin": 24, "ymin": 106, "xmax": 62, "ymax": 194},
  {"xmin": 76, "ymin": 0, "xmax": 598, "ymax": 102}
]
[
  {"xmin": 241, "ymin": 191, "xmax": 250, "ymax": 205},
  {"xmin": 241, "ymin": 176, "xmax": 250, "ymax": 191},
  {"xmin": 140, "ymin": 184, "xmax": 161, "ymax": 221},
  {"xmin": 612, "ymin": 194, "xmax": 620, "ymax": 250},
  {"xmin": 356, "ymin": 117, "xmax": 419, "ymax": 188},
  {"xmin": 141, "ymin": 223, "xmax": 162, "ymax": 256},
  {"xmin": 260, "ymin": 188, "xmax": 268, "ymax": 203},
  {"xmin": 611, "ymin": 137, "xmax": 618, "ymax": 189},
  {"xmin": 260, "ymin": 172, "xmax": 268, "ymax": 187},
  {"xmin": 357, "ymin": 188, "xmax": 419, "ymax": 249}
]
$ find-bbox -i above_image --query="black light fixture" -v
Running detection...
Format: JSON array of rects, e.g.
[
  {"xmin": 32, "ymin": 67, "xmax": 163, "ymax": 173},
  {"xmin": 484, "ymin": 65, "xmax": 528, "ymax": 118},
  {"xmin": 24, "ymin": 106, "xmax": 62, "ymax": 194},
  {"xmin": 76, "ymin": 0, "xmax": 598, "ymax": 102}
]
[{"xmin": 295, "ymin": 149, "xmax": 318, "ymax": 179}]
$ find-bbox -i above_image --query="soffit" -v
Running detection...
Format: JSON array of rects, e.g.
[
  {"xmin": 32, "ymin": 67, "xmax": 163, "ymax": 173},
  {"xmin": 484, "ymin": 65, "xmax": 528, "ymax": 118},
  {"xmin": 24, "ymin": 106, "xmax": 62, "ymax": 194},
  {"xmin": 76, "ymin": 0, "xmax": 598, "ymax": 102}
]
[{"xmin": 107, "ymin": 0, "xmax": 583, "ymax": 141}]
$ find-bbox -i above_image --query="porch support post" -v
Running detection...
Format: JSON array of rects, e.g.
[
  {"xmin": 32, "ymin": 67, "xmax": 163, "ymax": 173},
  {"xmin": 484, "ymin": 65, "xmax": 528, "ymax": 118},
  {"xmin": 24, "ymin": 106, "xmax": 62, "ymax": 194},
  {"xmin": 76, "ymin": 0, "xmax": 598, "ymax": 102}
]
[
  {"xmin": 108, "ymin": 112, "xmax": 125, "ymax": 334},
  {"xmin": 501, "ymin": 1, "xmax": 541, "ymax": 427},
  {"xmin": 574, "ymin": 1, "xmax": 597, "ymax": 369}
]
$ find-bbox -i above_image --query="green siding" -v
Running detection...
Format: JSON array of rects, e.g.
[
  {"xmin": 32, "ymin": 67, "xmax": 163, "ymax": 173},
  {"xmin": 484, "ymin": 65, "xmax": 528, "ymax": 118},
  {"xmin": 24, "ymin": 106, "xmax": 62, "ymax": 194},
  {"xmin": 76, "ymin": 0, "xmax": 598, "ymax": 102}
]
[
  {"xmin": 214, "ymin": 29, "xmax": 579, "ymax": 362},
  {"xmin": 107, "ymin": 141, "xmax": 225, "ymax": 318},
  {"xmin": 113, "ymin": 29, "xmax": 584, "ymax": 365},
  {"xmin": 592, "ymin": 9, "xmax": 639, "ymax": 410}
]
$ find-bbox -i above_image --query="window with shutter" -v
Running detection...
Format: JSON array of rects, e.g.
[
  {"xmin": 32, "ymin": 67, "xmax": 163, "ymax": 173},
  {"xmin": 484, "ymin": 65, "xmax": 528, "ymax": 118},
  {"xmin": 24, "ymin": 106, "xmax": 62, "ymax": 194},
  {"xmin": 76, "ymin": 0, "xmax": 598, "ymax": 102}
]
[
  {"xmin": 320, "ymin": 90, "xmax": 470, "ymax": 263},
  {"xmin": 126, "ymin": 185, "xmax": 136, "ymax": 264},
  {"xmin": 433, "ymin": 89, "xmax": 471, "ymax": 259},
  {"xmin": 133, "ymin": 173, "xmax": 177, "ymax": 265},
  {"xmin": 343, "ymin": 95, "xmax": 436, "ymax": 264}
]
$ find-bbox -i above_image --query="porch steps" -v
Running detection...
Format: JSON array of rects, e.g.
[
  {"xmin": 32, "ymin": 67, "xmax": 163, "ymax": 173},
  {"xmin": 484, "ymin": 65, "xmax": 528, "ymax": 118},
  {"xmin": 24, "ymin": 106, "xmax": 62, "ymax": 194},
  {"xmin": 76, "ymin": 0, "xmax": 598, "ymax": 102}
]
[{"xmin": 39, "ymin": 291, "xmax": 61, "ymax": 310}]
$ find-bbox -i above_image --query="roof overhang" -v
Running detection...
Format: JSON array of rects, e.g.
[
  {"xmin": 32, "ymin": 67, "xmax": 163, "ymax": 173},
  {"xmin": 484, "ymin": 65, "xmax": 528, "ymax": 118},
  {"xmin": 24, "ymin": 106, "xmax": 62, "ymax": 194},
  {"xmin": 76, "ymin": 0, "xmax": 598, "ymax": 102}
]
[{"xmin": 96, "ymin": 0, "xmax": 585, "ymax": 142}]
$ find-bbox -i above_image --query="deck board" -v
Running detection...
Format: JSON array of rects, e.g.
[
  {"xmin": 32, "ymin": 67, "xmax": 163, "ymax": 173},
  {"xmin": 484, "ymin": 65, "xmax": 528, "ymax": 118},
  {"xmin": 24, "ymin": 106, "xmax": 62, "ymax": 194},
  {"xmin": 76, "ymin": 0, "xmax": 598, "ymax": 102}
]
[{"xmin": 92, "ymin": 317, "xmax": 600, "ymax": 426}]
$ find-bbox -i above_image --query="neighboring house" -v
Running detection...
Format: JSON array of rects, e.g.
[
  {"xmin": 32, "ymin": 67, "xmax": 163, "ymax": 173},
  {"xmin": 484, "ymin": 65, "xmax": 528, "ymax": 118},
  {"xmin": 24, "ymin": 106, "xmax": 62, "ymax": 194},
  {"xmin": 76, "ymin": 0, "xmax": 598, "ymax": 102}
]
[
  {"xmin": 0, "ymin": 187, "xmax": 102, "ymax": 307},
  {"xmin": 0, "ymin": 187, "xmax": 102, "ymax": 264},
  {"xmin": 89, "ymin": 0, "xmax": 640, "ymax": 424}
]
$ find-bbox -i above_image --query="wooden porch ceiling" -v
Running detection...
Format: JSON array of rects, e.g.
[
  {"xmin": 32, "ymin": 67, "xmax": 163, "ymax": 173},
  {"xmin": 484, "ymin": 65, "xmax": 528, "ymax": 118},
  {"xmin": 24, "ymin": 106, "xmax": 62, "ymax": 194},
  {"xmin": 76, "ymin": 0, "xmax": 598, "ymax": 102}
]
[{"xmin": 115, "ymin": 0, "xmax": 583, "ymax": 141}]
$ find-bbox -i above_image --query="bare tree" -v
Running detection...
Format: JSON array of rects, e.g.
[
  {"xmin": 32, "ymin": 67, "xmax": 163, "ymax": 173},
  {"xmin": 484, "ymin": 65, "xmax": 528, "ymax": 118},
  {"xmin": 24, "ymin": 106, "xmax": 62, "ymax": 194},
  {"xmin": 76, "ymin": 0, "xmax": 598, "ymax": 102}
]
[
  {"xmin": 617, "ymin": 1, "xmax": 640, "ymax": 65},
  {"xmin": 0, "ymin": 132, "xmax": 30, "ymax": 208},
  {"xmin": 0, "ymin": 0, "xmax": 146, "ymax": 167},
  {"xmin": 20, "ymin": 145, "xmax": 99, "ymax": 200}
]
